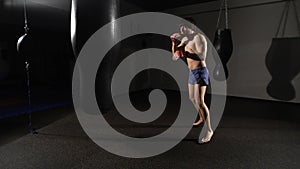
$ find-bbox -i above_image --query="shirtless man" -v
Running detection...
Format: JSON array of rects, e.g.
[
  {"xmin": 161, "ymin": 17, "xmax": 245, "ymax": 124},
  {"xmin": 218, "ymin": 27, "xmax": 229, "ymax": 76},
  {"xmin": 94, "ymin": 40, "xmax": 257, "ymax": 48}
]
[{"xmin": 171, "ymin": 20, "xmax": 213, "ymax": 143}]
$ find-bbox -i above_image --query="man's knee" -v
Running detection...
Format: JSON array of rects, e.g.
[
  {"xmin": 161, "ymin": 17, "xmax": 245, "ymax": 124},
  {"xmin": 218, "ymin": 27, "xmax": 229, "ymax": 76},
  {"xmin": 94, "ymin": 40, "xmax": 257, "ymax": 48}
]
[
  {"xmin": 194, "ymin": 98, "xmax": 201, "ymax": 106},
  {"xmin": 199, "ymin": 100, "xmax": 206, "ymax": 108},
  {"xmin": 189, "ymin": 96, "xmax": 195, "ymax": 103}
]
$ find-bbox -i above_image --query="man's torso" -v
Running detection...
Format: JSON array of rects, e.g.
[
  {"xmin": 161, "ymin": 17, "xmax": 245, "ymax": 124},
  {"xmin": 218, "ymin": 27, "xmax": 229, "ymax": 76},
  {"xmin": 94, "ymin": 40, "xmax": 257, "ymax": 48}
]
[{"xmin": 184, "ymin": 34, "xmax": 206, "ymax": 69}]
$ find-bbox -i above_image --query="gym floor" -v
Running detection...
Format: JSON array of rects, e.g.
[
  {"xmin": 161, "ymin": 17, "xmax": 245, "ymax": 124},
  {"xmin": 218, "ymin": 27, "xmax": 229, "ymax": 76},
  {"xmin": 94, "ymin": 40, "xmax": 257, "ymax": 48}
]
[{"xmin": 0, "ymin": 93, "xmax": 299, "ymax": 169}]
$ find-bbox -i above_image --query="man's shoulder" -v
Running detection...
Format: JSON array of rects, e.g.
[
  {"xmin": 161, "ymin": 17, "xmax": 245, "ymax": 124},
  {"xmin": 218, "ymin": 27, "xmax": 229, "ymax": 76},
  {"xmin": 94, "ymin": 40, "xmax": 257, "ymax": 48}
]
[
  {"xmin": 193, "ymin": 33, "xmax": 206, "ymax": 42},
  {"xmin": 195, "ymin": 33, "xmax": 205, "ymax": 39}
]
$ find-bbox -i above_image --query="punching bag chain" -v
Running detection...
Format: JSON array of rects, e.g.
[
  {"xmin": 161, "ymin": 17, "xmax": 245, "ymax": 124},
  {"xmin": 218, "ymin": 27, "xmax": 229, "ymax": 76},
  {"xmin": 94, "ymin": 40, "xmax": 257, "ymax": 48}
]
[
  {"xmin": 23, "ymin": 0, "xmax": 29, "ymax": 34},
  {"xmin": 216, "ymin": 0, "xmax": 224, "ymax": 29},
  {"xmin": 292, "ymin": 0, "xmax": 300, "ymax": 35},
  {"xmin": 276, "ymin": 0, "xmax": 300, "ymax": 37},
  {"xmin": 216, "ymin": 0, "xmax": 229, "ymax": 30},
  {"xmin": 225, "ymin": 0, "xmax": 228, "ymax": 29}
]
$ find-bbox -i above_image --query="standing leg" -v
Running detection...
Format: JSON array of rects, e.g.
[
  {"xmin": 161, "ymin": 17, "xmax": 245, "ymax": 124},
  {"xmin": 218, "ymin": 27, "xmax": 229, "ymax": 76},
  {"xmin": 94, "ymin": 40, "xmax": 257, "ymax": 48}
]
[
  {"xmin": 189, "ymin": 84, "xmax": 204, "ymax": 126},
  {"xmin": 197, "ymin": 85, "xmax": 213, "ymax": 143}
]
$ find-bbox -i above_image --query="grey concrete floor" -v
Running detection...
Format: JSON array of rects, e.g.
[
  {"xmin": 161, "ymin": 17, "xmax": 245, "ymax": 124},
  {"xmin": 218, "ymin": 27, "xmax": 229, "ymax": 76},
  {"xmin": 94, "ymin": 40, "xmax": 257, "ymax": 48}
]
[{"xmin": 0, "ymin": 97, "xmax": 299, "ymax": 169}]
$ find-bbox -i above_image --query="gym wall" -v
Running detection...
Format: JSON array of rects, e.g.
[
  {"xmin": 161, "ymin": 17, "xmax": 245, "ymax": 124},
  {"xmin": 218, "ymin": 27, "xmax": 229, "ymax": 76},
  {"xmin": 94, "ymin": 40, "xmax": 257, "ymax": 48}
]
[
  {"xmin": 166, "ymin": 0, "xmax": 300, "ymax": 103},
  {"xmin": 2, "ymin": 0, "xmax": 299, "ymax": 106}
]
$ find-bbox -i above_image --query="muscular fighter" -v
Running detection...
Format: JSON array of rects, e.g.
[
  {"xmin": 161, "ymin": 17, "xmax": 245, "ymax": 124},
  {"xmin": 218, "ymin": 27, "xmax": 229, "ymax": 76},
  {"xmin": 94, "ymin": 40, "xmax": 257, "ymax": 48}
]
[{"xmin": 171, "ymin": 20, "xmax": 213, "ymax": 143}]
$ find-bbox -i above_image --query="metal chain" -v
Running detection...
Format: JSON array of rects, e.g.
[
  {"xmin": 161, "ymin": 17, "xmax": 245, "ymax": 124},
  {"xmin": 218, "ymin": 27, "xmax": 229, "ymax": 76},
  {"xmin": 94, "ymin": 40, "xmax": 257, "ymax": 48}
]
[
  {"xmin": 276, "ymin": 1, "xmax": 289, "ymax": 37},
  {"xmin": 225, "ymin": 0, "xmax": 229, "ymax": 29},
  {"xmin": 216, "ymin": 0, "xmax": 225, "ymax": 29},
  {"xmin": 216, "ymin": 0, "xmax": 229, "ymax": 29},
  {"xmin": 292, "ymin": 0, "xmax": 300, "ymax": 35},
  {"xmin": 281, "ymin": 1, "xmax": 291, "ymax": 37},
  {"xmin": 276, "ymin": 0, "xmax": 300, "ymax": 37},
  {"xmin": 23, "ymin": 0, "xmax": 29, "ymax": 33}
]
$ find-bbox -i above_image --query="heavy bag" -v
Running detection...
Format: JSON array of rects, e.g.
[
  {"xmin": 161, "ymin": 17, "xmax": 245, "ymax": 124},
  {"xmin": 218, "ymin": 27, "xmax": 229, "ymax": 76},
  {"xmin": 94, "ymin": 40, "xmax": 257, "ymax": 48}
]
[
  {"xmin": 266, "ymin": 37, "xmax": 300, "ymax": 101},
  {"xmin": 213, "ymin": 0, "xmax": 233, "ymax": 81},
  {"xmin": 70, "ymin": 0, "xmax": 120, "ymax": 113},
  {"xmin": 70, "ymin": 0, "xmax": 120, "ymax": 58},
  {"xmin": 265, "ymin": 0, "xmax": 300, "ymax": 101},
  {"xmin": 213, "ymin": 28, "xmax": 233, "ymax": 80}
]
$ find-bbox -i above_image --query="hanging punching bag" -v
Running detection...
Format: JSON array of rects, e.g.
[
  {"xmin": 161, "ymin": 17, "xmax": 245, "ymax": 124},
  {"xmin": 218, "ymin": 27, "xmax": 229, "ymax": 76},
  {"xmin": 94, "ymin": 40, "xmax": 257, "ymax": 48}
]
[
  {"xmin": 213, "ymin": 29, "xmax": 233, "ymax": 80},
  {"xmin": 70, "ymin": 0, "xmax": 119, "ymax": 58},
  {"xmin": 70, "ymin": 0, "xmax": 120, "ymax": 113},
  {"xmin": 213, "ymin": 0, "xmax": 233, "ymax": 81},
  {"xmin": 70, "ymin": 0, "xmax": 77, "ymax": 57},
  {"xmin": 265, "ymin": 0, "xmax": 300, "ymax": 101},
  {"xmin": 16, "ymin": 0, "xmax": 38, "ymax": 134}
]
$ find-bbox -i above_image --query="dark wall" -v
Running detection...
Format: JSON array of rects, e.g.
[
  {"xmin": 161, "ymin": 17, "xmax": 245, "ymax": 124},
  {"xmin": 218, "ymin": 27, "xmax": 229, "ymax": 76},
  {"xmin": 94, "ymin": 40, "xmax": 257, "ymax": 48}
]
[{"xmin": 0, "ymin": 2, "xmax": 73, "ymax": 87}]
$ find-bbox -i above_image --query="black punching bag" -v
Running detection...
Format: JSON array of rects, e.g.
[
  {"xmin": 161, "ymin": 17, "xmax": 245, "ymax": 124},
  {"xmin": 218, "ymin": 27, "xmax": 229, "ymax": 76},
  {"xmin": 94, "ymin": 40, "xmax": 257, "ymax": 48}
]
[
  {"xmin": 70, "ymin": 0, "xmax": 120, "ymax": 113},
  {"xmin": 265, "ymin": 0, "xmax": 300, "ymax": 101},
  {"xmin": 213, "ymin": 0, "xmax": 233, "ymax": 81},
  {"xmin": 70, "ymin": 0, "xmax": 119, "ymax": 57},
  {"xmin": 213, "ymin": 28, "xmax": 233, "ymax": 80}
]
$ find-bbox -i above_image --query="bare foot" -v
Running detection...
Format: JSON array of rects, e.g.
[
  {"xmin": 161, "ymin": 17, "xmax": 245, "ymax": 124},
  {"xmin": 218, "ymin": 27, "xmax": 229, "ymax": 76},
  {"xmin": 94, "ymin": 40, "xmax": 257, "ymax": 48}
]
[
  {"xmin": 200, "ymin": 131, "xmax": 214, "ymax": 143},
  {"xmin": 193, "ymin": 119, "xmax": 204, "ymax": 126}
]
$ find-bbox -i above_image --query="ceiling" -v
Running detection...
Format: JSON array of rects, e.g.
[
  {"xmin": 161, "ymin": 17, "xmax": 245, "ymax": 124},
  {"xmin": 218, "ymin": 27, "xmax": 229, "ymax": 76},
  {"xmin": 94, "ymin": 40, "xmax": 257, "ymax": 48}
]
[
  {"xmin": 0, "ymin": 0, "xmax": 218, "ymax": 32},
  {"xmin": 126, "ymin": 0, "xmax": 218, "ymax": 11},
  {"xmin": 1, "ymin": 0, "xmax": 218, "ymax": 12}
]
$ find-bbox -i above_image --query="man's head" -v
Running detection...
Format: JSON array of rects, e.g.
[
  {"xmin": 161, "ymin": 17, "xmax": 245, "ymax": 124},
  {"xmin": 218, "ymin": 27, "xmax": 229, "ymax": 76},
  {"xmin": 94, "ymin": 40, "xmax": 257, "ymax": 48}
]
[{"xmin": 180, "ymin": 17, "xmax": 197, "ymax": 35}]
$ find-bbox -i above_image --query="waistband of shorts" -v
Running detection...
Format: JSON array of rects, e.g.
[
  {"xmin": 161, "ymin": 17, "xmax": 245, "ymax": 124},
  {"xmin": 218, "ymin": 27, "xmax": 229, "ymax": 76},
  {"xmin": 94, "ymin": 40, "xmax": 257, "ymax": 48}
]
[{"xmin": 190, "ymin": 67, "xmax": 207, "ymax": 71}]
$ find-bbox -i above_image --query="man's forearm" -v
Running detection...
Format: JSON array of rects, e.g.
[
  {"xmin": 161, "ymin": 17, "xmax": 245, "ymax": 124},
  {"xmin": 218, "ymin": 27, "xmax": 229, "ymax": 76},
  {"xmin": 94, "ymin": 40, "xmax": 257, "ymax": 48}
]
[{"xmin": 172, "ymin": 42, "xmax": 175, "ymax": 55}]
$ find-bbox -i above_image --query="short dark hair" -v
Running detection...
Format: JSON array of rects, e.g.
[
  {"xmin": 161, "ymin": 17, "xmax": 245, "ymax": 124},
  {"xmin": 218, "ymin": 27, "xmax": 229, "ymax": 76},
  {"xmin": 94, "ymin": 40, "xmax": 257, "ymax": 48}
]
[
  {"xmin": 184, "ymin": 17, "xmax": 196, "ymax": 25},
  {"xmin": 179, "ymin": 17, "xmax": 197, "ymax": 31}
]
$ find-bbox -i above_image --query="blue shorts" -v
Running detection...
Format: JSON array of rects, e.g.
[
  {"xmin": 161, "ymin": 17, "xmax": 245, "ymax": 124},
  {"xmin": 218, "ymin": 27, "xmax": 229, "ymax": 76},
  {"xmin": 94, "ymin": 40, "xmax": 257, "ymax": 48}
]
[{"xmin": 188, "ymin": 67, "xmax": 209, "ymax": 86}]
